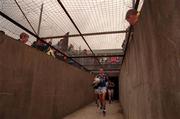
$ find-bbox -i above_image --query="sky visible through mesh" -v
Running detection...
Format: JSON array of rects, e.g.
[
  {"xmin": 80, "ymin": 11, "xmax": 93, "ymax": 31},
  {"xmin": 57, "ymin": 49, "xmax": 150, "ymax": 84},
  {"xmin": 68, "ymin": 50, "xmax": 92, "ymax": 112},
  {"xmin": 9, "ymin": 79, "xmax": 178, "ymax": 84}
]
[{"xmin": 0, "ymin": 0, "xmax": 144, "ymax": 50}]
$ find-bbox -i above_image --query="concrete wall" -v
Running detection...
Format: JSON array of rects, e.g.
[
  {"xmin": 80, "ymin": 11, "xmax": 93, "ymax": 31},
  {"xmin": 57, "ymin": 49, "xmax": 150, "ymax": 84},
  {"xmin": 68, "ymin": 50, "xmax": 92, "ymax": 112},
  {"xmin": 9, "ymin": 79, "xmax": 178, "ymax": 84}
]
[
  {"xmin": 0, "ymin": 32, "xmax": 94, "ymax": 119},
  {"xmin": 119, "ymin": 0, "xmax": 180, "ymax": 119}
]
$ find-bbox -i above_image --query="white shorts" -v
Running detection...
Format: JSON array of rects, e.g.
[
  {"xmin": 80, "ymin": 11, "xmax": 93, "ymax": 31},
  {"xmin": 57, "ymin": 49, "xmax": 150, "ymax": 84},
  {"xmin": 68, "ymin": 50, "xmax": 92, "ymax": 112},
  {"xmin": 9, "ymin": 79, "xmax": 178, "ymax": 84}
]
[
  {"xmin": 98, "ymin": 87, "xmax": 107, "ymax": 94},
  {"xmin": 108, "ymin": 89, "xmax": 114, "ymax": 94},
  {"xmin": 94, "ymin": 88, "xmax": 99, "ymax": 94}
]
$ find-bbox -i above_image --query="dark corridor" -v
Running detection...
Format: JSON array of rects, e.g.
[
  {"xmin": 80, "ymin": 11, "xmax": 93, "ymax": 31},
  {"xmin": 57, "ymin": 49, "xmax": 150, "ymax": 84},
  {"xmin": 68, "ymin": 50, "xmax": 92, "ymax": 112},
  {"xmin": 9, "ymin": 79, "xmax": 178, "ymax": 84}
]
[{"xmin": 109, "ymin": 76, "xmax": 119, "ymax": 100}]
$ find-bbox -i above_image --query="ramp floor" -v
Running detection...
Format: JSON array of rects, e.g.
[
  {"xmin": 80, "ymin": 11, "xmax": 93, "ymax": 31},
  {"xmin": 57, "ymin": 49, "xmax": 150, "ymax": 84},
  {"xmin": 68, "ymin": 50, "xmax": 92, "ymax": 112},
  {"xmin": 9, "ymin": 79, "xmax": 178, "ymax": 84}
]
[{"xmin": 63, "ymin": 101, "xmax": 124, "ymax": 119}]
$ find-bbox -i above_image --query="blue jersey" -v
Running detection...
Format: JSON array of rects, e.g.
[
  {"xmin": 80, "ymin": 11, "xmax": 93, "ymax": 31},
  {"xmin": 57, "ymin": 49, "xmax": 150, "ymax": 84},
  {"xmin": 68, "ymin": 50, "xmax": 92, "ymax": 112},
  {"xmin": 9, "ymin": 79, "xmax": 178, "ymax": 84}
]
[{"xmin": 97, "ymin": 74, "xmax": 108, "ymax": 87}]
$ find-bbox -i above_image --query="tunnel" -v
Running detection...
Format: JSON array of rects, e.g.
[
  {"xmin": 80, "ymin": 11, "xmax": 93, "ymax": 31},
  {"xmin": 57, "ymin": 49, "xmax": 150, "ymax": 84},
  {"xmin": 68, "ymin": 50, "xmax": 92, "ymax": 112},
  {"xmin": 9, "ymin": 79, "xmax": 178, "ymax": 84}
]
[{"xmin": 0, "ymin": 0, "xmax": 180, "ymax": 119}]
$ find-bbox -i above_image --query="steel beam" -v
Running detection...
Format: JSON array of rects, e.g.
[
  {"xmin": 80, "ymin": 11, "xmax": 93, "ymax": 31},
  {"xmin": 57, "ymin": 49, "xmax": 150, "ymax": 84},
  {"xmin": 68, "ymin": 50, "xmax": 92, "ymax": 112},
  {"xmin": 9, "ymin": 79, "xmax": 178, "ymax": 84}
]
[
  {"xmin": 71, "ymin": 54, "xmax": 124, "ymax": 58},
  {"xmin": 0, "ymin": 11, "xmax": 89, "ymax": 71},
  {"xmin": 0, "ymin": 11, "xmax": 38, "ymax": 38},
  {"xmin": 89, "ymin": 68, "xmax": 120, "ymax": 71},
  {"xmin": 37, "ymin": 3, "xmax": 44, "ymax": 36},
  {"xmin": 57, "ymin": 0, "xmax": 101, "ymax": 65},
  {"xmin": 83, "ymin": 63, "xmax": 121, "ymax": 66},
  {"xmin": 41, "ymin": 30, "xmax": 127, "ymax": 40},
  {"xmin": 14, "ymin": 0, "xmax": 37, "ymax": 35},
  {"xmin": 134, "ymin": 0, "xmax": 140, "ymax": 10}
]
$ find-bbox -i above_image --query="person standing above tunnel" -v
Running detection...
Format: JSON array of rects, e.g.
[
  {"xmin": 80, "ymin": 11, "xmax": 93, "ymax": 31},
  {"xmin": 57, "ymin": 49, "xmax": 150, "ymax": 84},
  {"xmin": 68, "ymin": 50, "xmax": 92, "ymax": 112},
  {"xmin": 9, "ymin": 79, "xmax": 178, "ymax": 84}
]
[
  {"xmin": 46, "ymin": 41, "xmax": 56, "ymax": 58},
  {"xmin": 126, "ymin": 9, "xmax": 140, "ymax": 25},
  {"xmin": 31, "ymin": 39, "xmax": 49, "ymax": 52},
  {"xmin": 19, "ymin": 32, "xmax": 29, "ymax": 44}
]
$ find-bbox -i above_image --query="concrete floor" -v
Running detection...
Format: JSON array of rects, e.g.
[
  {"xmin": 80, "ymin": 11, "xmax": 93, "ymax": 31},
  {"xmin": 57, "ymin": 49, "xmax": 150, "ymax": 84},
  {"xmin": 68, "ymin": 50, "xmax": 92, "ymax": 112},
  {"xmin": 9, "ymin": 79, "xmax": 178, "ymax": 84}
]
[{"xmin": 63, "ymin": 101, "xmax": 124, "ymax": 119}]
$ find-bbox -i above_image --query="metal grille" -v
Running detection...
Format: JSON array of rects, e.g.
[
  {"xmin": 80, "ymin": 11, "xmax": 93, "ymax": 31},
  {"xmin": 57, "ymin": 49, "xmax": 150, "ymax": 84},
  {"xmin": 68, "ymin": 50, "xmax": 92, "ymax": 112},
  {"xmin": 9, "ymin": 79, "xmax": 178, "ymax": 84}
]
[{"xmin": 0, "ymin": 0, "xmax": 144, "ymax": 75}]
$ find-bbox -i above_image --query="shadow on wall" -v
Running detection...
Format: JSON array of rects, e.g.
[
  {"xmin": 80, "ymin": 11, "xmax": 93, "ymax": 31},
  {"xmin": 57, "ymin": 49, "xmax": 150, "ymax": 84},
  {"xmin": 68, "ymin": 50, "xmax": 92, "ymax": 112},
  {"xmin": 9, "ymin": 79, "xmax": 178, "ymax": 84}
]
[
  {"xmin": 119, "ymin": 0, "xmax": 180, "ymax": 119},
  {"xmin": 108, "ymin": 77, "xmax": 119, "ymax": 100},
  {"xmin": 0, "ymin": 32, "xmax": 94, "ymax": 119}
]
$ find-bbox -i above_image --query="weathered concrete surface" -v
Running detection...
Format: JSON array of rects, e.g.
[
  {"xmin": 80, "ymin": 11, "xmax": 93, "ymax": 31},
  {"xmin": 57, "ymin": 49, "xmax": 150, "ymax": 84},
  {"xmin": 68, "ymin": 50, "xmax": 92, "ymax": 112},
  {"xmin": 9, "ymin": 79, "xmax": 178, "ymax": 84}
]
[
  {"xmin": 0, "ymin": 32, "xmax": 94, "ymax": 119},
  {"xmin": 119, "ymin": 0, "xmax": 180, "ymax": 119},
  {"xmin": 63, "ymin": 101, "xmax": 124, "ymax": 119}
]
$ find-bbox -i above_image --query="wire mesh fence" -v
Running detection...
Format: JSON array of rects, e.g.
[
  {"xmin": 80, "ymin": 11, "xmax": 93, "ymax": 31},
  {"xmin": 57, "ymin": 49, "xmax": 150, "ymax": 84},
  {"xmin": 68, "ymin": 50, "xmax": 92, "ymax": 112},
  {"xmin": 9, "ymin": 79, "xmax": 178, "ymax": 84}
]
[{"xmin": 0, "ymin": 0, "xmax": 144, "ymax": 73}]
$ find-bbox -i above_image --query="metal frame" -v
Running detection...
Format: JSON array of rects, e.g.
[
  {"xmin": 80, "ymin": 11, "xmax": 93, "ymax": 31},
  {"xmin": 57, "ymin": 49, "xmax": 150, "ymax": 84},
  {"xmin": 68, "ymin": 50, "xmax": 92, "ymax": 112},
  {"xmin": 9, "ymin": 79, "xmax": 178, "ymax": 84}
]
[
  {"xmin": 14, "ymin": 0, "xmax": 37, "ymax": 35},
  {"xmin": 83, "ymin": 63, "xmax": 121, "ymax": 66},
  {"xmin": 0, "ymin": 11, "xmax": 38, "ymax": 38},
  {"xmin": 0, "ymin": 11, "xmax": 89, "ymax": 71},
  {"xmin": 57, "ymin": 0, "xmax": 101, "ymax": 65},
  {"xmin": 90, "ymin": 68, "xmax": 121, "ymax": 71},
  {"xmin": 41, "ymin": 30, "xmax": 127, "ymax": 40},
  {"xmin": 0, "ymin": 0, "xmax": 141, "ymax": 74},
  {"xmin": 37, "ymin": 3, "xmax": 44, "ymax": 36},
  {"xmin": 70, "ymin": 54, "xmax": 124, "ymax": 58}
]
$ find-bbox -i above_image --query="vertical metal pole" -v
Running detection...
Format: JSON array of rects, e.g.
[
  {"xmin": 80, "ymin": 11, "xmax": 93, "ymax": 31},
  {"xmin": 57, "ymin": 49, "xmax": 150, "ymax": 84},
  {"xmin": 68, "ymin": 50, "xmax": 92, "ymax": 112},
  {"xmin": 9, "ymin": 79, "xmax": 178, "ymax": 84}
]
[
  {"xmin": 14, "ymin": 0, "xmax": 37, "ymax": 35},
  {"xmin": 132, "ymin": 0, "xmax": 136, "ymax": 8},
  {"xmin": 56, "ymin": 0, "xmax": 101, "ymax": 66},
  {"xmin": 134, "ymin": 0, "xmax": 140, "ymax": 10},
  {"xmin": 37, "ymin": 3, "xmax": 44, "ymax": 36}
]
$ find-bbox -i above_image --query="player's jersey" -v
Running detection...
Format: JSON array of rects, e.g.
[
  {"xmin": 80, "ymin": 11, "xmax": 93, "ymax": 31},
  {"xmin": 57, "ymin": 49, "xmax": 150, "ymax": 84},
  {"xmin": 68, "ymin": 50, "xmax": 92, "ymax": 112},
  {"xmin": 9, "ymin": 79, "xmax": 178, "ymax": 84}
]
[{"xmin": 97, "ymin": 74, "xmax": 108, "ymax": 87}]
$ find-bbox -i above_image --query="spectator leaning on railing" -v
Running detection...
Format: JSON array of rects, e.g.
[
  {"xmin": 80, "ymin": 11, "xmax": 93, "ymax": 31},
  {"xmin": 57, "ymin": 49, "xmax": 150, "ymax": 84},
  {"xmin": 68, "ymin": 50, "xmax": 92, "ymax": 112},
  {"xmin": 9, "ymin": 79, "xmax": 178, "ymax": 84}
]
[
  {"xmin": 19, "ymin": 32, "xmax": 29, "ymax": 44},
  {"xmin": 126, "ymin": 9, "xmax": 140, "ymax": 25}
]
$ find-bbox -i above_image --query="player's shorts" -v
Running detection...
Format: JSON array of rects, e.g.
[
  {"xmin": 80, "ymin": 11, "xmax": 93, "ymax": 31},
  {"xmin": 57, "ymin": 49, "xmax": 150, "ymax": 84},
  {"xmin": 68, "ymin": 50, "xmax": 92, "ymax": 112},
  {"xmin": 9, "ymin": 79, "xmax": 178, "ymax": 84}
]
[
  {"xmin": 94, "ymin": 88, "xmax": 99, "ymax": 94},
  {"xmin": 98, "ymin": 87, "xmax": 107, "ymax": 94}
]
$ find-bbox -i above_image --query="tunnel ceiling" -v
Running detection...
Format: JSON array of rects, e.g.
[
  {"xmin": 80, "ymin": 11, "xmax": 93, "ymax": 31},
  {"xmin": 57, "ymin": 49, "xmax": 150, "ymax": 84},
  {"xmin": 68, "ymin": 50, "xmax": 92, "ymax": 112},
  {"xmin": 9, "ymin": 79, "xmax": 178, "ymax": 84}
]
[{"xmin": 0, "ymin": 0, "xmax": 144, "ymax": 76}]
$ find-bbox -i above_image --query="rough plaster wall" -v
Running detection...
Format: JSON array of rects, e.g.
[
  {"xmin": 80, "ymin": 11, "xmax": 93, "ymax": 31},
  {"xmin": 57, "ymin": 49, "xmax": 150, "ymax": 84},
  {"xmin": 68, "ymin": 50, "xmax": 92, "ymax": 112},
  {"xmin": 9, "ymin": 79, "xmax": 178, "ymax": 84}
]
[
  {"xmin": 0, "ymin": 32, "xmax": 94, "ymax": 119},
  {"xmin": 119, "ymin": 0, "xmax": 180, "ymax": 119}
]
